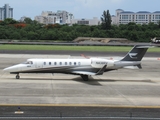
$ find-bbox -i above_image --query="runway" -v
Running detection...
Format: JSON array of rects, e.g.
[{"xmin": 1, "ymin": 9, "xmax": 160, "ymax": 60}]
[{"xmin": 0, "ymin": 54, "xmax": 160, "ymax": 119}]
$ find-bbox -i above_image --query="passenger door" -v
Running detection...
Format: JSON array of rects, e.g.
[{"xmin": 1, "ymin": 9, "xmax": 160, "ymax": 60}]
[{"xmin": 36, "ymin": 61, "xmax": 43, "ymax": 68}]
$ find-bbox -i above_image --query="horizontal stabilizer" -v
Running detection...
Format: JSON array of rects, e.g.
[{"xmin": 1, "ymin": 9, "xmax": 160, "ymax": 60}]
[{"xmin": 136, "ymin": 46, "xmax": 154, "ymax": 48}]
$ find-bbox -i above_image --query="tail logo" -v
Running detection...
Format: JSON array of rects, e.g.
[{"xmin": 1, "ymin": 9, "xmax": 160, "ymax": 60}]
[{"xmin": 129, "ymin": 53, "xmax": 138, "ymax": 59}]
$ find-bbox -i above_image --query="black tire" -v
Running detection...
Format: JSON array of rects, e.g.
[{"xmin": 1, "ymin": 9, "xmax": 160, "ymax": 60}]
[
  {"xmin": 81, "ymin": 75, "xmax": 88, "ymax": 81},
  {"xmin": 16, "ymin": 75, "xmax": 20, "ymax": 79}
]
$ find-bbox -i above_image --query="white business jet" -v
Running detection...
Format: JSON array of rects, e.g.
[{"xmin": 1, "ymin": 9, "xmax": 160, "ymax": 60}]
[{"xmin": 3, "ymin": 45, "xmax": 151, "ymax": 81}]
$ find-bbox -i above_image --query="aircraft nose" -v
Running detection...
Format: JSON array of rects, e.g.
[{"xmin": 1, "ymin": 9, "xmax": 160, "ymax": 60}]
[
  {"xmin": 3, "ymin": 64, "xmax": 21, "ymax": 72},
  {"xmin": 3, "ymin": 67, "xmax": 10, "ymax": 71}
]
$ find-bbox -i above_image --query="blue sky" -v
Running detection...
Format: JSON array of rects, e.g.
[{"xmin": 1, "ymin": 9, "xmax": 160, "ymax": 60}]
[{"xmin": 2, "ymin": 0, "xmax": 160, "ymax": 20}]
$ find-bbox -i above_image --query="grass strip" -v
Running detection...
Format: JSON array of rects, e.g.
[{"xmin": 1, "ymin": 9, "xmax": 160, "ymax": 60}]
[{"xmin": 0, "ymin": 45, "xmax": 159, "ymax": 52}]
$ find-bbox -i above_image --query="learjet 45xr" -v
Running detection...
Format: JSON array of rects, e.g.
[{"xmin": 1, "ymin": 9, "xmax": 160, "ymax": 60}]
[{"xmin": 3, "ymin": 45, "xmax": 152, "ymax": 81}]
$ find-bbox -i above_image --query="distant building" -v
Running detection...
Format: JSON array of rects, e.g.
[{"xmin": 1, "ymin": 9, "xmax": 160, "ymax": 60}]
[
  {"xmin": 19, "ymin": 16, "xmax": 31, "ymax": 22},
  {"xmin": 0, "ymin": 4, "xmax": 13, "ymax": 20},
  {"xmin": 111, "ymin": 15, "xmax": 117, "ymax": 25},
  {"xmin": 35, "ymin": 10, "xmax": 74, "ymax": 25},
  {"xmin": 112, "ymin": 9, "xmax": 160, "ymax": 25},
  {"xmin": 70, "ymin": 17, "xmax": 100, "ymax": 26}
]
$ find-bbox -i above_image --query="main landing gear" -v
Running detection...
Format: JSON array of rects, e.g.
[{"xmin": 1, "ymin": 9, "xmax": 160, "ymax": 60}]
[
  {"xmin": 81, "ymin": 75, "xmax": 88, "ymax": 81},
  {"xmin": 16, "ymin": 74, "xmax": 20, "ymax": 79}
]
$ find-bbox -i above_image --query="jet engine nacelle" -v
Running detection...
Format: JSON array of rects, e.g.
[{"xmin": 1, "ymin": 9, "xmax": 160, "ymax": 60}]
[{"xmin": 106, "ymin": 60, "xmax": 115, "ymax": 68}]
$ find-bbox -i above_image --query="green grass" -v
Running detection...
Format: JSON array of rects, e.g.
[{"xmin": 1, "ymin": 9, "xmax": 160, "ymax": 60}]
[{"xmin": 0, "ymin": 45, "xmax": 159, "ymax": 52}]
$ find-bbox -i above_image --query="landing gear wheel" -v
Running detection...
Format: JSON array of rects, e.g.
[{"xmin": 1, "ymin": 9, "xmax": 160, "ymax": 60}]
[
  {"xmin": 81, "ymin": 75, "xmax": 88, "ymax": 81},
  {"xmin": 16, "ymin": 74, "xmax": 20, "ymax": 79}
]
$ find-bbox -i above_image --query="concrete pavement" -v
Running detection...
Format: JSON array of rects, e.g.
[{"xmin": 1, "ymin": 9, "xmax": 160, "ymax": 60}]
[{"xmin": 0, "ymin": 54, "xmax": 160, "ymax": 106}]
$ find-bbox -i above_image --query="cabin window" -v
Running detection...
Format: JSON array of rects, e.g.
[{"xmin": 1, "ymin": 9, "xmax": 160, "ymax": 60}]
[
  {"xmin": 69, "ymin": 62, "xmax": 72, "ymax": 65},
  {"xmin": 74, "ymin": 62, "xmax": 76, "ymax": 65},
  {"xmin": 65, "ymin": 62, "xmax": 67, "ymax": 65},
  {"xmin": 60, "ymin": 62, "xmax": 62, "ymax": 65},
  {"xmin": 54, "ymin": 62, "xmax": 57, "ymax": 65},
  {"xmin": 44, "ymin": 62, "xmax": 46, "ymax": 65},
  {"xmin": 78, "ymin": 62, "xmax": 81, "ymax": 66},
  {"xmin": 49, "ymin": 62, "xmax": 51, "ymax": 65}
]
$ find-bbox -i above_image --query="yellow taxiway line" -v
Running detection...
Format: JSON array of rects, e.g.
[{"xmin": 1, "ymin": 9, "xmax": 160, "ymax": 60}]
[{"xmin": 0, "ymin": 104, "xmax": 160, "ymax": 109}]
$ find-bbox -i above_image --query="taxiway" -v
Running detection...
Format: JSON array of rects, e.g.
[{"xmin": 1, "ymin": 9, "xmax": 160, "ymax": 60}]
[{"xmin": 0, "ymin": 54, "xmax": 160, "ymax": 106}]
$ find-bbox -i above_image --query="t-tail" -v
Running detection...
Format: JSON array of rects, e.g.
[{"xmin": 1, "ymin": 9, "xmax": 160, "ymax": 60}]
[
  {"xmin": 121, "ymin": 45, "xmax": 152, "ymax": 62},
  {"xmin": 120, "ymin": 45, "xmax": 153, "ymax": 69}
]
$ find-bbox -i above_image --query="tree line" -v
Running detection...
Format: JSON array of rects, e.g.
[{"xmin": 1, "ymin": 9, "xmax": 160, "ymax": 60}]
[{"xmin": 0, "ymin": 10, "xmax": 160, "ymax": 42}]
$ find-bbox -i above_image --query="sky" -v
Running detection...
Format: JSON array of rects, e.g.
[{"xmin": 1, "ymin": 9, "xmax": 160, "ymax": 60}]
[{"xmin": 1, "ymin": 0, "xmax": 160, "ymax": 20}]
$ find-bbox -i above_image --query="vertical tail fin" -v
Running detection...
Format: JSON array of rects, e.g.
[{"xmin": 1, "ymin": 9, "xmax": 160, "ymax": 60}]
[{"xmin": 121, "ymin": 45, "xmax": 152, "ymax": 61}]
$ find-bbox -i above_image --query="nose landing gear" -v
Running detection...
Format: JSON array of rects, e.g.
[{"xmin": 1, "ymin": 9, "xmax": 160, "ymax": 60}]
[{"xmin": 16, "ymin": 74, "xmax": 20, "ymax": 79}]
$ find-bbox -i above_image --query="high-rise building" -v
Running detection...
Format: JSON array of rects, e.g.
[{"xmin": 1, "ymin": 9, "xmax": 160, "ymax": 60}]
[
  {"xmin": 112, "ymin": 9, "xmax": 160, "ymax": 25},
  {"xmin": 35, "ymin": 10, "xmax": 74, "ymax": 25},
  {"xmin": 0, "ymin": 4, "xmax": 13, "ymax": 20}
]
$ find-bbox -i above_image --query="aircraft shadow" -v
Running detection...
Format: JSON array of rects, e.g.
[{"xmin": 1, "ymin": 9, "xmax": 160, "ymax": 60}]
[
  {"xmin": 5, "ymin": 76, "xmax": 155, "ymax": 84},
  {"xmin": 6, "ymin": 76, "xmax": 102, "ymax": 86},
  {"xmin": 92, "ymin": 79, "xmax": 155, "ymax": 83},
  {"xmin": 72, "ymin": 76, "xmax": 102, "ymax": 86},
  {"xmin": 19, "ymin": 77, "xmax": 103, "ymax": 86}
]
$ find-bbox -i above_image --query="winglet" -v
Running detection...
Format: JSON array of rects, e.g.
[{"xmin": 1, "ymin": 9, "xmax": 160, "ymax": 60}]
[
  {"xmin": 137, "ymin": 64, "xmax": 142, "ymax": 69},
  {"xmin": 96, "ymin": 65, "xmax": 107, "ymax": 75},
  {"xmin": 81, "ymin": 54, "xmax": 90, "ymax": 59}
]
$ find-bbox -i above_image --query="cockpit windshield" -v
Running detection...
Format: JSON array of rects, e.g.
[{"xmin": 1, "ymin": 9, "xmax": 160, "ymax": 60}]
[{"xmin": 22, "ymin": 61, "xmax": 33, "ymax": 64}]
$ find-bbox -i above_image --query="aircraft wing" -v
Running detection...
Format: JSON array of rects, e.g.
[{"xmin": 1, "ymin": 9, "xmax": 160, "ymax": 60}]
[
  {"xmin": 71, "ymin": 65, "xmax": 107, "ymax": 76},
  {"xmin": 71, "ymin": 71, "xmax": 97, "ymax": 75}
]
